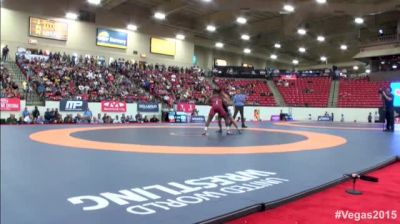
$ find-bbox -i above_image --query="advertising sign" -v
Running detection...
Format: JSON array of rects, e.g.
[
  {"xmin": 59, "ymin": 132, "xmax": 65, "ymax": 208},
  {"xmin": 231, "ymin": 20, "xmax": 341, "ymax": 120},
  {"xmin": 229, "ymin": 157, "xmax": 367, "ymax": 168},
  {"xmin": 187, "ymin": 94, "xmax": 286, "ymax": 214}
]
[
  {"xmin": 96, "ymin": 28, "xmax": 128, "ymax": 49},
  {"xmin": 177, "ymin": 103, "xmax": 196, "ymax": 113},
  {"xmin": 101, "ymin": 101, "xmax": 127, "ymax": 112},
  {"xmin": 60, "ymin": 100, "xmax": 88, "ymax": 112},
  {"xmin": 137, "ymin": 102, "xmax": 159, "ymax": 112},
  {"xmin": 0, "ymin": 98, "xmax": 20, "ymax": 111}
]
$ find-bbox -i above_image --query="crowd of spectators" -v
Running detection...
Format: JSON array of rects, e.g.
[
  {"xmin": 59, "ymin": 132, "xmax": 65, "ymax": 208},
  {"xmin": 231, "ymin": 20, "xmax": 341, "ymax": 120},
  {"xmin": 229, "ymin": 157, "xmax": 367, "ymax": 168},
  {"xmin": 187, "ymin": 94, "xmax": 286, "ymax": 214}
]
[
  {"xmin": 0, "ymin": 64, "xmax": 21, "ymax": 98},
  {"xmin": 3, "ymin": 106, "xmax": 160, "ymax": 125}
]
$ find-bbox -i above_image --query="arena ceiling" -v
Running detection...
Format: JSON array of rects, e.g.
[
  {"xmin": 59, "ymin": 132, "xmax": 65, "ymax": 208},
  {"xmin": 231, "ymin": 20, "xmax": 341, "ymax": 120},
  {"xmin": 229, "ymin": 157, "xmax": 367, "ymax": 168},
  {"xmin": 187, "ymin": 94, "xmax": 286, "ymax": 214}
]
[{"xmin": 3, "ymin": 0, "xmax": 400, "ymax": 66}]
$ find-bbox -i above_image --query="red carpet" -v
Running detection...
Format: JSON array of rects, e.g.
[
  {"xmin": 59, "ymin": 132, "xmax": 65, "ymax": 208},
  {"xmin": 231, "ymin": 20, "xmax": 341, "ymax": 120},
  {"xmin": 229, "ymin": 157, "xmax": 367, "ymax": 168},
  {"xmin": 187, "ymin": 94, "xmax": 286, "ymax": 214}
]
[{"xmin": 227, "ymin": 162, "xmax": 400, "ymax": 224}]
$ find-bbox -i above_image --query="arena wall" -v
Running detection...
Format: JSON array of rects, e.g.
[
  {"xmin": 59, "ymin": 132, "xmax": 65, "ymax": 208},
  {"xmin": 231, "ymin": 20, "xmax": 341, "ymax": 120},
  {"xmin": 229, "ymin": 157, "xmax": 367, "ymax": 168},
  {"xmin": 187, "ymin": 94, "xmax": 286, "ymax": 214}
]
[
  {"xmin": 0, "ymin": 101, "xmax": 379, "ymax": 123},
  {"xmin": 0, "ymin": 7, "xmax": 194, "ymax": 67}
]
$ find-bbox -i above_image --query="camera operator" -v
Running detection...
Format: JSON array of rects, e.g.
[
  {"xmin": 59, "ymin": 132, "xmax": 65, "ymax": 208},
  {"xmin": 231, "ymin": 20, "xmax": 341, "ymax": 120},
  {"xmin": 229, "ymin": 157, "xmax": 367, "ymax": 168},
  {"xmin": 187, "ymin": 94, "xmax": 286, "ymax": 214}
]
[{"xmin": 380, "ymin": 87, "xmax": 394, "ymax": 132}]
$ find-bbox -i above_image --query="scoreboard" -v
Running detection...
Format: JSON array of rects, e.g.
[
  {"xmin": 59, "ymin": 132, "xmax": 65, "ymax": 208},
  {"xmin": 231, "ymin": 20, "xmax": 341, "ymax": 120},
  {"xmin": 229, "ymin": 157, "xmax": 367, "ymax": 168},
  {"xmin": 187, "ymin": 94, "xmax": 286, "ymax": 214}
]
[{"xmin": 29, "ymin": 17, "xmax": 68, "ymax": 41}]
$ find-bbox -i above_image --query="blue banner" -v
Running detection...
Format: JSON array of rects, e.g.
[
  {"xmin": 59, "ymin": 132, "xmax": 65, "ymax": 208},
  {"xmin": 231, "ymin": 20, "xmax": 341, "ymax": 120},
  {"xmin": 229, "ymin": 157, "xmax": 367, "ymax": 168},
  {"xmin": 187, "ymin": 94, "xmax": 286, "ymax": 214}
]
[
  {"xmin": 137, "ymin": 102, "xmax": 159, "ymax": 112},
  {"xmin": 96, "ymin": 28, "xmax": 128, "ymax": 49},
  {"xmin": 190, "ymin": 116, "xmax": 205, "ymax": 123},
  {"xmin": 391, "ymin": 82, "xmax": 400, "ymax": 107}
]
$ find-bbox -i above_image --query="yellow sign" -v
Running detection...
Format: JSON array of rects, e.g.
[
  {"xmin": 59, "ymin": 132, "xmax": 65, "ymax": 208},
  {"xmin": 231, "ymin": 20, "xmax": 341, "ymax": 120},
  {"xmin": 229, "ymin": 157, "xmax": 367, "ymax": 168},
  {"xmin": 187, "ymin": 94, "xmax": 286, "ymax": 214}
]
[
  {"xmin": 151, "ymin": 37, "xmax": 176, "ymax": 56},
  {"xmin": 29, "ymin": 17, "xmax": 68, "ymax": 41}
]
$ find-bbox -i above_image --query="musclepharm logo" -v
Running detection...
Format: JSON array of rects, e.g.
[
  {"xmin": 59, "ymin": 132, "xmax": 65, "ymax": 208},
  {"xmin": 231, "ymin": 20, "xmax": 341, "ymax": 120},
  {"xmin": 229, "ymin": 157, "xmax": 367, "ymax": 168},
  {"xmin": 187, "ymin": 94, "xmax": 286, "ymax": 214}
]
[{"xmin": 65, "ymin": 101, "xmax": 83, "ymax": 110}]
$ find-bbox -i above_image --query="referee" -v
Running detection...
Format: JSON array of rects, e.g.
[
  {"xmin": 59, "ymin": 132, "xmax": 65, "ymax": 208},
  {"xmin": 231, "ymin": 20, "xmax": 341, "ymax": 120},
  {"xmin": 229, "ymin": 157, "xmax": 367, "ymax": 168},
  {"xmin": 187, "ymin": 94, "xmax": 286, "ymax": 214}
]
[{"xmin": 233, "ymin": 88, "xmax": 247, "ymax": 128}]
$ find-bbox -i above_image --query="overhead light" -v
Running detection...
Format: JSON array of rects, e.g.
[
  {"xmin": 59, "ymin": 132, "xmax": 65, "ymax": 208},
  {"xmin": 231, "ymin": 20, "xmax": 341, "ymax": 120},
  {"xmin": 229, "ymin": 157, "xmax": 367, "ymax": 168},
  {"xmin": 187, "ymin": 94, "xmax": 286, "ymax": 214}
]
[
  {"xmin": 65, "ymin": 12, "xmax": 78, "ymax": 20},
  {"xmin": 378, "ymin": 29, "xmax": 384, "ymax": 35},
  {"xmin": 206, "ymin": 25, "xmax": 216, "ymax": 32},
  {"xmin": 292, "ymin": 59, "xmax": 299, "ymax": 65},
  {"xmin": 215, "ymin": 42, "xmax": 224, "ymax": 48},
  {"xmin": 126, "ymin": 24, "xmax": 138, "ymax": 31},
  {"xmin": 270, "ymin": 54, "xmax": 277, "ymax": 60},
  {"xmin": 320, "ymin": 56, "xmax": 327, "ymax": 61},
  {"xmin": 236, "ymin": 17, "xmax": 247, "ymax": 24},
  {"xmin": 354, "ymin": 17, "xmax": 364, "ymax": 24},
  {"xmin": 392, "ymin": 65, "xmax": 397, "ymax": 69},
  {"xmin": 381, "ymin": 61, "xmax": 385, "ymax": 65},
  {"xmin": 317, "ymin": 35, "xmax": 325, "ymax": 42},
  {"xmin": 87, "ymin": 0, "xmax": 101, "ymax": 5},
  {"xmin": 283, "ymin": 4, "xmax": 295, "ymax": 12},
  {"xmin": 202, "ymin": 0, "xmax": 212, "ymax": 2},
  {"xmin": 241, "ymin": 34, "xmax": 250, "ymax": 40},
  {"xmin": 316, "ymin": 0, "xmax": 327, "ymax": 3},
  {"xmin": 353, "ymin": 65, "xmax": 359, "ymax": 70},
  {"xmin": 297, "ymin": 28, "xmax": 307, "ymax": 35},
  {"xmin": 298, "ymin": 47, "xmax": 306, "ymax": 53},
  {"xmin": 243, "ymin": 48, "xmax": 251, "ymax": 54},
  {"xmin": 154, "ymin": 12, "xmax": 166, "ymax": 20},
  {"xmin": 340, "ymin": 44, "xmax": 348, "ymax": 50},
  {"xmin": 366, "ymin": 69, "xmax": 371, "ymax": 74},
  {"xmin": 274, "ymin": 43, "xmax": 281, "ymax": 49},
  {"xmin": 176, "ymin": 34, "xmax": 185, "ymax": 40}
]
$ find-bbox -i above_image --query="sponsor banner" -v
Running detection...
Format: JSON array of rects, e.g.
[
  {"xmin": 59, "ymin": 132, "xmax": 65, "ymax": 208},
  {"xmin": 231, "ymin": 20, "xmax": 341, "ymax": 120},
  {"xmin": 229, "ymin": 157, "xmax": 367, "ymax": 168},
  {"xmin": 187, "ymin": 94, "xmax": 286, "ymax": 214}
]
[
  {"xmin": 190, "ymin": 116, "xmax": 205, "ymax": 123},
  {"xmin": 101, "ymin": 101, "xmax": 127, "ymax": 112},
  {"xmin": 280, "ymin": 74, "xmax": 297, "ymax": 80},
  {"xmin": 96, "ymin": 28, "xmax": 128, "ymax": 49},
  {"xmin": 29, "ymin": 17, "xmax": 68, "ymax": 41},
  {"xmin": 318, "ymin": 115, "xmax": 332, "ymax": 121},
  {"xmin": 270, "ymin": 115, "xmax": 280, "ymax": 122},
  {"xmin": 177, "ymin": 103, "xmax": 196, "ymax": 113},
  {"xmin": 0, "ymin": 98, "xmax": 21, "ymax": 111},
  {"xmin": 60, "ymin": 99, "xmax": 88, "ymax": 112},
  {"xmin": 137, "ymin": 102, "xmax": 159, "ymax": 112},
  {"xmin": 391, "ymin": 82, "xmax": 400, "ymax": 107}
]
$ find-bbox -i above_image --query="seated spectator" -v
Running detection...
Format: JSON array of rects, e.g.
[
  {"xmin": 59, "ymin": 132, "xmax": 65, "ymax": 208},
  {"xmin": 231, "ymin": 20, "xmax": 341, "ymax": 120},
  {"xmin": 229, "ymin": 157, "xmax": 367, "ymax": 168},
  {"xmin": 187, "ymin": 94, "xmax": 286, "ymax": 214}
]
[
  {"xmin": 150, "ymin": 115, "xmax": 159, "ymax": 123},
  {"xmin": 23, "ymin": 114, "xmax": 33, "ymax": 124},
  {"xmin": 74, "ymin": 114, "xmax": 82, "ymax": 123},
  {"xmin": 18, "ymin": 116, "xmax": 24, "ymax": 124},
  {"xmin": 135, "ymin": 113, "xmax": 143, "ymax": 123},
  {"xmin": 143, "ymin": 116, "xmax": 149, "ymax": 123},
  {"xmin": 6, "ymin": 114, "xmax": 18, "ymax": 124},
  {"xmin": 35, "ymin": 116, "xmax": 44, "ymax": 124},
  {"xmin": 113, "ymin": 115, "xmax": 121, "ymax": 124},
  {"xmin": 44, "ymin": 108, "xmax": 51, "ymax": 123}
]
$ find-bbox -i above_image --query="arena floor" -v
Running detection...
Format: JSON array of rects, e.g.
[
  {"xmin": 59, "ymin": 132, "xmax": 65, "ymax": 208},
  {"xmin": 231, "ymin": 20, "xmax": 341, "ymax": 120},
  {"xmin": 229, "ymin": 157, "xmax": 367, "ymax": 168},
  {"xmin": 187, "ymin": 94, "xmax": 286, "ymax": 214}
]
[{"xmin": 1, "ymin": 122, "xmax": 399, "ymax": 224}]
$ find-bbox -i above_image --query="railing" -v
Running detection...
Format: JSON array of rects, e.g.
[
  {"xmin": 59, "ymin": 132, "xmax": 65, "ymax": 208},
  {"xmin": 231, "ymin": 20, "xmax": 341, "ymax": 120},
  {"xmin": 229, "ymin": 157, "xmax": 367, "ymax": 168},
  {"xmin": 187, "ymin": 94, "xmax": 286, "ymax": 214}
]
[{"xmin": 361, "ymin": 34, "xmax": 400, "ymax": 47}]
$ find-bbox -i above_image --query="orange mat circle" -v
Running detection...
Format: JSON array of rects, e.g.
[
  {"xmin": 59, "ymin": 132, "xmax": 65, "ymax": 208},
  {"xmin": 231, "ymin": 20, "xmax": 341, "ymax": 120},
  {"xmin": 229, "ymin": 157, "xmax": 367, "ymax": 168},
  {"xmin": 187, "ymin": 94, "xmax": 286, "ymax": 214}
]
[{"xmin": 29, "ymin": 125, "xmax": 347, "ymax": 154}]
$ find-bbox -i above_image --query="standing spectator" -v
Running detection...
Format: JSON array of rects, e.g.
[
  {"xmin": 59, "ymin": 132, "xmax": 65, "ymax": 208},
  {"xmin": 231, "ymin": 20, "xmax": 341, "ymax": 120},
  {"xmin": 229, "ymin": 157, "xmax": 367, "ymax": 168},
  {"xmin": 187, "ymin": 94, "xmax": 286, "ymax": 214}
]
[
  {"xmin": 368, "ymin": 112, "xmax": 372, "ymax": 123},
  {"xmin": 22, "ymin": 107, "xmax": 30, "ymax": 119},
  {"xmin": 32, "ymin": 106, "xmax": 40, "ymax": 121},
  {"xmin": 232, "ymin": 89, "xmax": 247, "ymax": 128},
  {"xmin": 340, "ymin": 114, "xmax": 345, "ymax": 122},
  {"xmin": 2, "ymin": 45, "xmax": 9, "ymax": 62},
  {"xmin": 83, "ymin": 108, "xmax": 93, "ymax": 123}
]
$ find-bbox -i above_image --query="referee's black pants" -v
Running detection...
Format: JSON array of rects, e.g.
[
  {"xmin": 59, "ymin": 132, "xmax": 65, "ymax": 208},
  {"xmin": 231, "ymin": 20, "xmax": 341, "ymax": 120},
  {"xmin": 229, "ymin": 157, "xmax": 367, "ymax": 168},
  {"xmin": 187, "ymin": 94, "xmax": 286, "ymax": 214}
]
[
  {"xmin": 385, "ymin": 108, "xmax": 394, "ymax": 131},
  {"xmin": 233, "ymin": 105, "xmax": 245, "ymax": 127}
]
